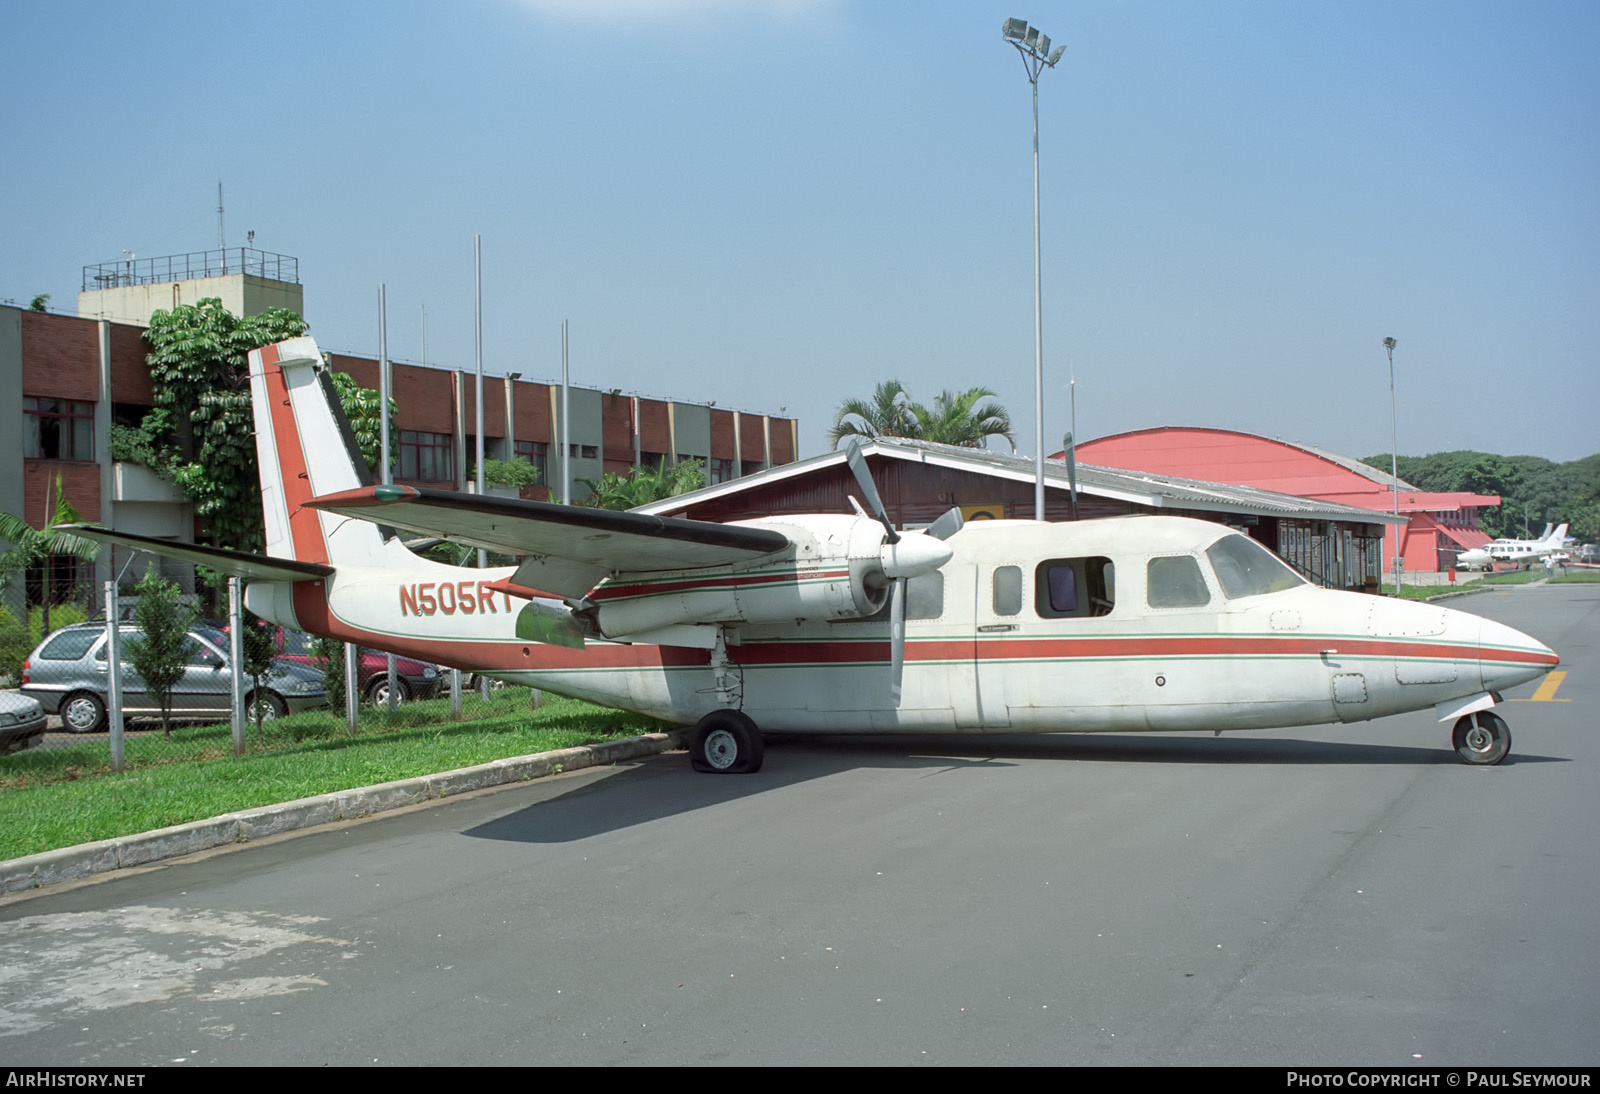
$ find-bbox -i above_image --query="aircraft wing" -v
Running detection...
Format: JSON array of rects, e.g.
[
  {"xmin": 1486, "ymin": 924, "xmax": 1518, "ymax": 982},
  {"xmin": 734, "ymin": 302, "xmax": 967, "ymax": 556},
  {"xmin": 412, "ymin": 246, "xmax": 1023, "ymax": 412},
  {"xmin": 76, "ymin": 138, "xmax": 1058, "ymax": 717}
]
[
  {"xmin": 59, "ymin": 526, "xmax": 335, "ymax": 582},
  {"xmin": 307, "ymin": 485, "xmax": 791, "ymax": 596}
]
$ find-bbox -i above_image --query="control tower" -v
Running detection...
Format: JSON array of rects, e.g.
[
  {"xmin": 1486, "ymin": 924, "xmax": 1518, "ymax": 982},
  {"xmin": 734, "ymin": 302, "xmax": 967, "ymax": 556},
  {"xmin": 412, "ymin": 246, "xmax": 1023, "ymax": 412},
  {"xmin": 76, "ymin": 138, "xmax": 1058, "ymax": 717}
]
[{"xmin": 78, "ymin": 248, "xmax": 303, "ymax": 325}]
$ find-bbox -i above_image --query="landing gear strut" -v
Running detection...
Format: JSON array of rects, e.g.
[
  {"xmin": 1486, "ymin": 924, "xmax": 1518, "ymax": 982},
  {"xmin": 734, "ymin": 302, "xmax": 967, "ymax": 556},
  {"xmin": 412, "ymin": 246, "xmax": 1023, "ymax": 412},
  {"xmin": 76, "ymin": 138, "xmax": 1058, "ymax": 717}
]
[
  {"xmin": 689, "ymin": 710, "xmax": 764, "ymax": 774},
  {"xmin": 1452, "ymin": 710, "xmax": 1511, "ymax": 766}
]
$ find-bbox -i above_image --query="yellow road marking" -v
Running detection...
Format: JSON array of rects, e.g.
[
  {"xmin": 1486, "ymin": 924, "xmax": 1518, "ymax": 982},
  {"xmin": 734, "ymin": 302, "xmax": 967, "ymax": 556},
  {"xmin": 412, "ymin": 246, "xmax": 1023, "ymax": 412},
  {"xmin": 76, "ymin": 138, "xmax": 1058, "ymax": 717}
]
[{"xmin": 1510, "ymin": 671, "xmax": 1568, "ymax": 702}]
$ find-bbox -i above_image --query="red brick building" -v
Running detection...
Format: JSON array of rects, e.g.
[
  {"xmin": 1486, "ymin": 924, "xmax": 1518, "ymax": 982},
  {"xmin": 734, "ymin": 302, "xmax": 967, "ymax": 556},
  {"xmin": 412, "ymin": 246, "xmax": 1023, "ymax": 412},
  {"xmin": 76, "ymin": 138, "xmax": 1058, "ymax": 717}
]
[{"xmin": 2, "ymin": 291, "xmax": 796, "ymax": 599}]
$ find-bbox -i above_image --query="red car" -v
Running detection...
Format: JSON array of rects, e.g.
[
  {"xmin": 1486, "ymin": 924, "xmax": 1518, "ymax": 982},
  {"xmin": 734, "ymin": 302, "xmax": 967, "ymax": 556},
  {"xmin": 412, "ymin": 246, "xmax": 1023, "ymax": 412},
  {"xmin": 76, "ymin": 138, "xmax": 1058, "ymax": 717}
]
[{"xmin": 269, "ymin": 627, "xmax": 442, "ymax": 704}]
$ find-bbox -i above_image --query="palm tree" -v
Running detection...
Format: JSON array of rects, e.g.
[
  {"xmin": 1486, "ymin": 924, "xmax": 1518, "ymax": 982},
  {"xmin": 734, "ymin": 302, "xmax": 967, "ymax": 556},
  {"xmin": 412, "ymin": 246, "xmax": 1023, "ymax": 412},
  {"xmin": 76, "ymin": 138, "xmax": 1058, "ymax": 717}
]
[
  {"xmin": 828, "ymin": 380, "xmax": 919, "ymax": 449},
  {"xmin": 830, "ymin": 383, "xmax": 1014, "ymax": 451},
  {"xmin": 0, "ymin": 473, "xmax": 102, "ymax": 637},
  {"xmin": 910, "ymin": 388, "xmax": 1015, "ymax": 451}
]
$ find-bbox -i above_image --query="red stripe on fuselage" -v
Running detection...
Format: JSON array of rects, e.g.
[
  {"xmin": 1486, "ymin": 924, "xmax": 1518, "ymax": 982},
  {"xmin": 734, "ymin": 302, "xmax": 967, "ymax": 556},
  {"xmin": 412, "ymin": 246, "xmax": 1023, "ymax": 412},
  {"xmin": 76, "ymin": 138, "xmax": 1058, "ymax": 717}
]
[{"xmin": 289, "ymin": 581, "xmax": 709, "ymax": 673}]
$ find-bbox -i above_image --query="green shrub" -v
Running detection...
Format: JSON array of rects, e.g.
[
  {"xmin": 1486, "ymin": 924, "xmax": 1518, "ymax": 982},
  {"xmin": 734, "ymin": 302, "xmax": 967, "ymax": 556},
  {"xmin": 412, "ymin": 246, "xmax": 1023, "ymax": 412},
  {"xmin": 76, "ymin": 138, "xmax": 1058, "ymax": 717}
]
[{"xmin": 0, "ymin": 601, "xmax": 90, "ymax": 686}]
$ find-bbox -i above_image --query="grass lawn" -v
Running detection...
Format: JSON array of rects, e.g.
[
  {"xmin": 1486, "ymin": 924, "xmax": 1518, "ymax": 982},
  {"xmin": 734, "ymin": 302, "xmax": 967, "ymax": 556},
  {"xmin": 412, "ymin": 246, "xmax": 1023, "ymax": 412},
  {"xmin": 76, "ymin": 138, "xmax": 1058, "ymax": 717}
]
[
  {"xmin": 1381, "ymin": 581, "xmax": 1483, "ymax": 600},
  {"xmin": 0, "ymin": 692, "xmax": 670, "ymax": 862}
]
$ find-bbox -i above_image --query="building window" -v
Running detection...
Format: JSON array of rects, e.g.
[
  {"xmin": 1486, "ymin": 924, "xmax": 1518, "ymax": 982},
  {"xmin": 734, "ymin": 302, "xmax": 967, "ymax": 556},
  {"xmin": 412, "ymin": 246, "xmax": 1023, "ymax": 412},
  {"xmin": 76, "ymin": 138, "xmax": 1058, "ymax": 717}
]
[
  {"xmin": 514, "ymin": 440, "xmax": 548, "ymax": 484},
  {"xmin": 709, "ymin": 458, "xmax": 734, "ymax": 484},
  {"xmin": 24, "ymin": 398, "xmax": 94, "ymax": 461},
  {"xmin": 399, "ymin": 430, "xmax": 453, "ymax": 482}
]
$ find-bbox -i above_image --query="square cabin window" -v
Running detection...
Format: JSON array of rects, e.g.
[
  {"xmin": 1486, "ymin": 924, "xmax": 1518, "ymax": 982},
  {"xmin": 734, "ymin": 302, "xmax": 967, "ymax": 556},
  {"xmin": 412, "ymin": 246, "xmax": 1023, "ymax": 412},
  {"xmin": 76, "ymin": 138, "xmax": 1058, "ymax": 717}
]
[
  {"xmin": 1035, "ymin": 557, "xmax": 1115, "ymax": 618},
  {"xmin": 1147, "ymin": 555, "xmax": 1211, "ymax": 609}
]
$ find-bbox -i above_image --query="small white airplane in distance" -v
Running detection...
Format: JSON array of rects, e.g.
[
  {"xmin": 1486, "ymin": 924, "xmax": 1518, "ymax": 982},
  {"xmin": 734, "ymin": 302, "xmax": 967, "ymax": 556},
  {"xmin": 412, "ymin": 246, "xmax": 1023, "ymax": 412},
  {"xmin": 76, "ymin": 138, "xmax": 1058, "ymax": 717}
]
[
  {"xmin": 70, "ymin": 337, "xmax": 1560, "ymax": 771},
  {"xmin": 1457, "ymin": 524, "xmax": 1548, "ymax": 571},
  {"xmin": 1457, "ymin": 524, "xmax": 1570, "ymax": 571}
]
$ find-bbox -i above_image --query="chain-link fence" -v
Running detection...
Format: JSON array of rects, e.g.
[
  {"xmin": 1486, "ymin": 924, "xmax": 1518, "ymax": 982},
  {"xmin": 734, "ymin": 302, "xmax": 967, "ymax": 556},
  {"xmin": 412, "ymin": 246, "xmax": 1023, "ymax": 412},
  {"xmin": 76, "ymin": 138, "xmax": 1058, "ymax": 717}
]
[{"xmin": 2, "ymin": 574, "xmax": 546, "ymax": 779}]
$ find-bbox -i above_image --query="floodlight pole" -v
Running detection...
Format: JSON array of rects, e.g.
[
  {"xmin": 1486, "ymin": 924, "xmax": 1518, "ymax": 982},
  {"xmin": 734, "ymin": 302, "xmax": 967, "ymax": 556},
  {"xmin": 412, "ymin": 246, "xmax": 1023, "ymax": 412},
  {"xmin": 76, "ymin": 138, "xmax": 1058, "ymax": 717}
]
[
  {"xmin": 1003, "ymin": 19, "xmax": 1064, "ymax": 521},
  {"xmin": 1384, "ymin": 336, "xmax": 1401, "ymax": 590}
]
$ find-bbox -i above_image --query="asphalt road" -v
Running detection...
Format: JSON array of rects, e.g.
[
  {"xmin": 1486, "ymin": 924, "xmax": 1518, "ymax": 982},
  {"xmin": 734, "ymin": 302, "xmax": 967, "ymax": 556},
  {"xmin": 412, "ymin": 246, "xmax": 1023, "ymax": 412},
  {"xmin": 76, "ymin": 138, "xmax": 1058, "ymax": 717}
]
[{"xmin": 2, "ymin": 584, "xmax": 1594, "ymax": 1067}]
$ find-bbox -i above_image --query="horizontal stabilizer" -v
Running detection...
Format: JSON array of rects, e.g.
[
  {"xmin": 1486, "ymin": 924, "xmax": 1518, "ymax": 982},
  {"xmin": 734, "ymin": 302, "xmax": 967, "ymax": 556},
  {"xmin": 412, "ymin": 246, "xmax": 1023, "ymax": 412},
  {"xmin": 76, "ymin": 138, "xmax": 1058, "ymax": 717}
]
[
  {"xmin": 59, "ymin": 525, "xmax": 335, "ymax": 583},
  {"xmin": 307, "ymin": 485, "xmax": 791, "ymax": 596}
]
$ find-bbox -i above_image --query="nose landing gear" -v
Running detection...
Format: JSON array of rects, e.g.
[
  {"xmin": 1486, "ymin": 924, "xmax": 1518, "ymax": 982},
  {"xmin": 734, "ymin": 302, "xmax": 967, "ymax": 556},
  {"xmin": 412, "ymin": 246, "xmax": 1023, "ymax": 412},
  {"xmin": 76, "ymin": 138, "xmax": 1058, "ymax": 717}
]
[{"xmin": 1452, "ymin": 710, "xmax": 1511, "ymax": 765}]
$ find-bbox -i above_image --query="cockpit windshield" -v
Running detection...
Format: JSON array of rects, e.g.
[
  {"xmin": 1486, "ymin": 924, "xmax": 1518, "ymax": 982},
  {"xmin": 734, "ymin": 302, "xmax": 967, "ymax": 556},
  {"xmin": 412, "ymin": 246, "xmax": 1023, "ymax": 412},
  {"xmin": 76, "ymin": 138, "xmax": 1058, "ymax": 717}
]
[{"xmin": 1205, "ymin": 534, "xmax": 1305, "ymax": 599}]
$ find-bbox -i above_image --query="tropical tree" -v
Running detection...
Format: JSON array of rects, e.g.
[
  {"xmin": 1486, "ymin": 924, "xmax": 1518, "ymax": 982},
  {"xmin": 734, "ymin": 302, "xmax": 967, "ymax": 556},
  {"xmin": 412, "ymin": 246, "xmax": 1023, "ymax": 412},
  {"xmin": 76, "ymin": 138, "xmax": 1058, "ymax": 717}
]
[
  {"xmin": 830, "ymin": 382, "xmax": 1014, "ymax": 451},
  {"xmin": 579, "ymin": 458, "xmax": 707, "ymax": 511},
  {"xmin": 829, "ymin": 381, "xmax": 919, "ymax": 449},
  {"xmin": 142, "ymin": 299, "xmax": 393, "ymax": 550},
  {"xmin": 240, "ymin": 610, "xmax": 279, "ymax": 741},
  {"xmin": 123, "ymin": 564, "xmax": 197, "ymax": 740},
  {"xmin": 909, "ymin": 388, "xmax": 1016, "ymax": 450},
  {"xmin": 0, "ymin": 473, "xmax": 102, "ymax": 637}
]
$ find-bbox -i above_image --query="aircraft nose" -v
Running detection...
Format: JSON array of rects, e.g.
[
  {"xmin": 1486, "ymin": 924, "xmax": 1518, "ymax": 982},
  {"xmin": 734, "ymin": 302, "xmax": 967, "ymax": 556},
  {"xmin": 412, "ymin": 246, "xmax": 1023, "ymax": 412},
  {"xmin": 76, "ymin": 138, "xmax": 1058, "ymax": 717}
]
[{"xmin": 1477, "ymin": 616, "xmax": 1559, "ymax": 692}]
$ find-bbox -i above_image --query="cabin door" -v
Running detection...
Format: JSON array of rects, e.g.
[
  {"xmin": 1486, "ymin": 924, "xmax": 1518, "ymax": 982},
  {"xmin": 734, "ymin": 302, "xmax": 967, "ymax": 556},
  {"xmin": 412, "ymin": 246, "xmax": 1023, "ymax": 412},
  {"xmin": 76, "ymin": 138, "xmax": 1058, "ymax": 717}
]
[{"xmin": 966, "ymin": 562, "xmax": 1021, "ymax": 729}]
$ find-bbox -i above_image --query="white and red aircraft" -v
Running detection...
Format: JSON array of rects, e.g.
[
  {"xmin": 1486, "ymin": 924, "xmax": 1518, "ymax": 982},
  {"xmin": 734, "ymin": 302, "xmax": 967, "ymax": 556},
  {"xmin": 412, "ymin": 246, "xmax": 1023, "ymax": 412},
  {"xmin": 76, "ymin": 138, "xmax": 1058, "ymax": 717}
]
[{"xmin": 74, "ymin": 337, "xmax": 1559, "ymax": 771}]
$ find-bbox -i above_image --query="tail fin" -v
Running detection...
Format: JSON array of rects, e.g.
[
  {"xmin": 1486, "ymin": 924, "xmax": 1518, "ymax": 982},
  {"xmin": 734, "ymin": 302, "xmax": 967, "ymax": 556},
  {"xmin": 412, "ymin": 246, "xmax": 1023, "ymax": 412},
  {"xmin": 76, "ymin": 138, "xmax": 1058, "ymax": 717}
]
[{"xmin": 250, "ymin": 337, "xmax": 387, "ymax": 568}]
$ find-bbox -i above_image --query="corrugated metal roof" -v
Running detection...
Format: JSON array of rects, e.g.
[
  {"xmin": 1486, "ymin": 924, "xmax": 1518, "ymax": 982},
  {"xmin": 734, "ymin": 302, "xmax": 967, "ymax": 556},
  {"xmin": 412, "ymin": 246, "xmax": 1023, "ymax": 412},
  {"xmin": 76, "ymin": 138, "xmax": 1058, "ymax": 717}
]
[{"xmin": 640, "ymin": 438, "xmax": 1406, "ymax": 525}]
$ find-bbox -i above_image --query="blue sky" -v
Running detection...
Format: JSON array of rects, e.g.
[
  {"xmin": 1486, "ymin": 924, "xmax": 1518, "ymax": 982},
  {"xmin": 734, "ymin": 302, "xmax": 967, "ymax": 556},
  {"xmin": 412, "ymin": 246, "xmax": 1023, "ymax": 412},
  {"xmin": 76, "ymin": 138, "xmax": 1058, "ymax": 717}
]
[{"xmin": 5, "ymin": 0, "xmax": 1596, "ymax": 462}]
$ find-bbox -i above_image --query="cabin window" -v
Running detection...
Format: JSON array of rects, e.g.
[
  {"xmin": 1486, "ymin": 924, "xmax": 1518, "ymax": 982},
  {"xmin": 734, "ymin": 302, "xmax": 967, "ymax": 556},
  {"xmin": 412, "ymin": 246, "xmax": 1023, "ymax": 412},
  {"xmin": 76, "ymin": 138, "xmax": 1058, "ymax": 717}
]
[
  {"xmin": 1205, "ymin": 534, "xmax": 1304, "ymax": 599},
  {"xmin": 992, "ymin": 566, "xmax": 1022, "ymax": 616},
  {"xmin": 1147, "ymin": 555, "xmax": 1211, "ymax": 609},
  {"xmin": 1035, "ymin": 557, "xmax": 1115, "ymax": 618}
]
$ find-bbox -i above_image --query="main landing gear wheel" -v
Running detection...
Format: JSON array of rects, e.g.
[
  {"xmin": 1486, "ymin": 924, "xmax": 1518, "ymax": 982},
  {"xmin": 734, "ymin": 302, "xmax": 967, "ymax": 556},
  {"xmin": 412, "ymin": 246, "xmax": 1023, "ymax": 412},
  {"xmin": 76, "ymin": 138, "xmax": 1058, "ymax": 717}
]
[
  {"xmin": 689, "ymin": 710, "xmax": 764, "ymax": 774},
  {"xmin": 1452, "ymin": 710, "xmax": 1511, "ymax": 766}
]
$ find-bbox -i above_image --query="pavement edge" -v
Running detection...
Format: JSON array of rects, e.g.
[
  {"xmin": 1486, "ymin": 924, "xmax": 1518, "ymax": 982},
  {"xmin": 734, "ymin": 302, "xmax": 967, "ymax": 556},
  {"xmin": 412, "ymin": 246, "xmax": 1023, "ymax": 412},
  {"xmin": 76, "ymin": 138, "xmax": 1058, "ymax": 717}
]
[{"xmin": 0, "ymin": 730, "xmax": 686, "ymax": 895}]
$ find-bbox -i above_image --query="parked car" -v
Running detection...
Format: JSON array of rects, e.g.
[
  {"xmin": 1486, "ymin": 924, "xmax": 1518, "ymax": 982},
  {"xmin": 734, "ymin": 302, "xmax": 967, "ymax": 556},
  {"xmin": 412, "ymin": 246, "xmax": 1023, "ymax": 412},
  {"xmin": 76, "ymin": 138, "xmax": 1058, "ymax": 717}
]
[
  {"xmin": 0, "ymin": 690, "xmax": 48, "ymax": 753},
  {"xmin": 268, "ymin": 627, "xmax": 441, "ymax": 705},
  {"xmin": 19, "ymin": 623, "xmax": 327, "ymax": 733}
]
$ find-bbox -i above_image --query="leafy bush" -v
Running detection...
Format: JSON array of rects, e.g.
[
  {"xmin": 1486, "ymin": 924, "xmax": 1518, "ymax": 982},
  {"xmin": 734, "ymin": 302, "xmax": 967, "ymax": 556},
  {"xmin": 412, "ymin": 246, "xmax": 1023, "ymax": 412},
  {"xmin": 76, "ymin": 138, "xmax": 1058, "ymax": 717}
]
[
  {"xmin": 0, "ymin": 602, "xmax": 91, "ymax": 687},
  {"xmin": 477, "ymin": 457, "xmax": 541, "ymax": 488},
  {"xmin": 108, "ymin": 423, "xmax": 167, "ymax": 469}
]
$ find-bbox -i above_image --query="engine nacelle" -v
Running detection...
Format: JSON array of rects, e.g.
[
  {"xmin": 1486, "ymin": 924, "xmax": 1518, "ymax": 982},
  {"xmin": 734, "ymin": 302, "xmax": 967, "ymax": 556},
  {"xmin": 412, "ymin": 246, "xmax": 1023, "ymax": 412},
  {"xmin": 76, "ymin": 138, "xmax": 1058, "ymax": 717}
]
[
  {"xmin": 243, "ymin": 580, "xmax": 303, "ymax": 631},
  {"xmin": 582, "ymin": 515, "xmax": 893, "ymax": 639}
]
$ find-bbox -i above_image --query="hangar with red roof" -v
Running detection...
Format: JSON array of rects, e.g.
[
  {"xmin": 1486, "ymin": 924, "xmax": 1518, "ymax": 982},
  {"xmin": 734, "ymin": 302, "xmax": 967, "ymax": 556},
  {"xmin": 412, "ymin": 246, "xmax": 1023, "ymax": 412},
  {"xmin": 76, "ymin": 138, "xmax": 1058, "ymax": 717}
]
[{"xmin": 1067, "ymin": 427, "xmax": 1499, "ymax": 576}]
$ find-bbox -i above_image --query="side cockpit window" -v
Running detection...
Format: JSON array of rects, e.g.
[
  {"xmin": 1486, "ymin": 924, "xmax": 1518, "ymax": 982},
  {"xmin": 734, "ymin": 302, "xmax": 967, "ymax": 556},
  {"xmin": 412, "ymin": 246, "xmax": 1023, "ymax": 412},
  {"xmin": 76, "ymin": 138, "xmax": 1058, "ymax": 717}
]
[
  {"xmin": 1035, "ymin": 557, "xmax": 1115, "ymax": 618},
  {"xmin": 1147, "ymin": 555, "xmax": 1211, "ymax": 609}
]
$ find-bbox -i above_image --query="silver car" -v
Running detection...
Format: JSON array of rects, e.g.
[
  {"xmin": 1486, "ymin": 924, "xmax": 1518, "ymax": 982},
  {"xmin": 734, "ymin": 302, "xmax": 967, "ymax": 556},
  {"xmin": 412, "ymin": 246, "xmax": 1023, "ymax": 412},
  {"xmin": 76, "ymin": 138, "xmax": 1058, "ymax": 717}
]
[
  {"xmin": 0, "ymin": 690, "xmax": 48, "ymax": 753},
  {"xmin": 20, "ymin": 623, "xmax": 327, "ymax": 733}
]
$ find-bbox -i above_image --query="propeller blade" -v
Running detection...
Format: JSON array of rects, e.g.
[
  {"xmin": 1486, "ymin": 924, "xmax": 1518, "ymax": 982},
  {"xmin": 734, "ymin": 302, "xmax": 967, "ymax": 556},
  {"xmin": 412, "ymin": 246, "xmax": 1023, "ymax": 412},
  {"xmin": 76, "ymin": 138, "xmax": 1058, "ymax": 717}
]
[
  {"xmin": 925, "ymin": 506, "xmax": 965, "ymax": 541},
  {"xmin": 889, "ymin": 577, "xmax": 905, "ymax": 706},
  {"xmin": 845, "ymin": 439, "xmax": 898, "ymax": 544}
]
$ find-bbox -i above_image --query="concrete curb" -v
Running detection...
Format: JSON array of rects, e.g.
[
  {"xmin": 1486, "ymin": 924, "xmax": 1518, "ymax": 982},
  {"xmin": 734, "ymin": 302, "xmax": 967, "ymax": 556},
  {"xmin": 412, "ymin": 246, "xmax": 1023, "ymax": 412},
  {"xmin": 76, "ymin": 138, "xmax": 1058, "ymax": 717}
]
[{"xmin": 0, "ymin": 731, "xmax": 684, "ymax": 896}]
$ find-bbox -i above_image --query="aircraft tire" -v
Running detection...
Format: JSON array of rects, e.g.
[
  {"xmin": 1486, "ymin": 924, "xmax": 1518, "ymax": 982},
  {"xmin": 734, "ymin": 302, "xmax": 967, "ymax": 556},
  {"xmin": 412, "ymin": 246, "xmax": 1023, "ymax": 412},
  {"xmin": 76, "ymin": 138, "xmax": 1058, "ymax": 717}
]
[
  {"xmin": 690, "ymin": 710, "xmax": 764, "ymax": 774},
  {"xmin": 1452, "ymin": 711, "xmax": 1511, "ymax": 766}
]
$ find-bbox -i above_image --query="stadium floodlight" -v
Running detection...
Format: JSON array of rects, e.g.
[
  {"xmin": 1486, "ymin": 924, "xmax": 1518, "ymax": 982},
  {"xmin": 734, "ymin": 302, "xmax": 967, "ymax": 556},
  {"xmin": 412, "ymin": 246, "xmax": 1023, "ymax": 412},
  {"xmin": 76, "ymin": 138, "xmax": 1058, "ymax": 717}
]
[{"xmin": 1001, "ymin": 18, "xmax": 1066, "ymax": 520}]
